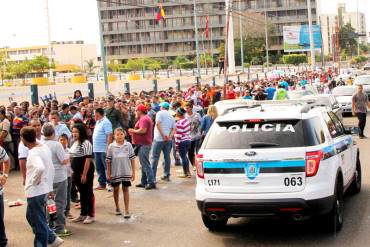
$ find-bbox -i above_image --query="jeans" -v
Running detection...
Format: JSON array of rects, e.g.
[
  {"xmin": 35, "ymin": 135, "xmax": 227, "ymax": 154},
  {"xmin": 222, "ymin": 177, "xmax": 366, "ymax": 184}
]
[
  {"xmin": 11, "ymin": 135, "xmax": 20, "ymax": 170},
  {"xmin": 0, "ymin": 194, "xmax": 7, "ymax": 247},
  {"xmin": 151, "ymin": 140, "xmax": 173, "ymax": 180},
  {"xmin": 26, "ymin": 194, "xmax": 56, "ymax": 247},
  {"xmin": 74, "ymin": 170, "xmax": 95, "ymax": 217},
  {"xmin": 138, "ymin": 145, "xmax": 155, "ymax": 186},
  {"xmin": 94, "ymin": 152, "xmax": 108, "ymax": 187},
  {"xmin": 188, "ymin": 139, "xmax": 201, "ymax": 167},
  {"xmin": 53, "ymin": 180, "xmax": 67, "ymax": 234},
  {"xmin": 65, "ymin": 177, "xmax": 72, "ymax": 215},
  {"xmin": 357, "ymin": 112, "xmax": 367, "ymax": 137},
  {"xmin": 172, "ymin": 138, "xmax": 181, "ymax": 166},
  {"xmin": 179, "ymin": 141, "xmax": 191, "ymax": 175}
]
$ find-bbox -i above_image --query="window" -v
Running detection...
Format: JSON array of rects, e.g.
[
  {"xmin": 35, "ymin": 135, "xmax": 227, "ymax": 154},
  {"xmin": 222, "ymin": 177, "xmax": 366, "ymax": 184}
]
[
  {"xmin": 323, "ymin": 113, "xmax": 344, "ymax": 138},
  {"xmin": 203, "ymin": 119, "xmax": 307, "ymax": 149},
  {"xmin": 328, "ymin": 112, "xmax": 345, "ymax": 135}
]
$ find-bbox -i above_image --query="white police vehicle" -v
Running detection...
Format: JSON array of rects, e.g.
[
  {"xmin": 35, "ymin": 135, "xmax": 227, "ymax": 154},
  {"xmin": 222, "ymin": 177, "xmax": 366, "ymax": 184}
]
[{"xmin": 196, "ymin": 100, "xmax": 361, "ymax": 232}]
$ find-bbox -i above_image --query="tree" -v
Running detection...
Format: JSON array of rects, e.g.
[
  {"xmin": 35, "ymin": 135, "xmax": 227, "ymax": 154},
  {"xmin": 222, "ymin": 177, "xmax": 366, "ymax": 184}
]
[
  {"xmin": 29, "ymin": 55, "xmax": 51, "ymax": 74},
  {"xmin": 6, "ymin": 61, "xmax": 31, "ymax": 81},
  {"xmin": 125, "ymin": 59, "xmax": 141, "ymax": 72},
  {"xmin": 172, "ymin": 56, "xmax": 189, "ymax": 74},
  {"xmin": 85, "ymin": 59, "xmax": 95, "ymax": 73},
  {"xmin": 339, "ymin": 23, "xmax": 358, "ymax": 57},
  {"xmin": 0, "ymin": 50, "xmax": 7, "ymax": 83}
]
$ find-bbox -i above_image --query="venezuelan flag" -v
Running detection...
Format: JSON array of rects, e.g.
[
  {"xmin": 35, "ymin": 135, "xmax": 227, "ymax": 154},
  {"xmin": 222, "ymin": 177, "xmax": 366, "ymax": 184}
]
[{"xmin": 156, "ymin": 6, "xmax": 165, "ymax": 21}]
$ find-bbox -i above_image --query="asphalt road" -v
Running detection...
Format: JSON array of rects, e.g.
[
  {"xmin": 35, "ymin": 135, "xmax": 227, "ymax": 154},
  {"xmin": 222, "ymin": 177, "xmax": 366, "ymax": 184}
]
[{"xmin": 3, "ymin": 115, "xmax": 370, "ymax": 247}]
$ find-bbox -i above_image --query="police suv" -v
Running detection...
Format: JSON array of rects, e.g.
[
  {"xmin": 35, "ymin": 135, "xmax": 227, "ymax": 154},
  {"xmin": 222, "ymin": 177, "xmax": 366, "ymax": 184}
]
[{"xmin": 196, "ymin": 100, "xmax": 361, "ymax": 232}]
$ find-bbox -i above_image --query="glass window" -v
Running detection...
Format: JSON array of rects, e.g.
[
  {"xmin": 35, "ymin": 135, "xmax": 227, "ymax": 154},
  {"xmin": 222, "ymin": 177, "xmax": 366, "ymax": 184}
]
[{"xmin": 328, "ymin": 112, "xmax": 345, "ymax": 136}]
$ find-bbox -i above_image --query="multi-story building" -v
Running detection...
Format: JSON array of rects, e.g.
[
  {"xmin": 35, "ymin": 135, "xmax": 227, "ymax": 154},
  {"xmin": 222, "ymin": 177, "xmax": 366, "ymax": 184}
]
[
  {"xmin": 98, "ymin": 0, "xmax": 319, "ymax": 62},
  {"xmin": 320, "ymin": 3, "xmax": 367, "ymax": 55},
  {"xmin": 1, "ymin": 41, "xmax": 97, "ymax": 71}
]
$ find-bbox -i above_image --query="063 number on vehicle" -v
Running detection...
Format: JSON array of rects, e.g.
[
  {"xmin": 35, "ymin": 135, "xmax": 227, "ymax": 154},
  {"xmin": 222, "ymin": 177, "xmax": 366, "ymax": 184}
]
[{"xmin": 284, "ymin": 176, "xmax": 303, "ymax": 187}]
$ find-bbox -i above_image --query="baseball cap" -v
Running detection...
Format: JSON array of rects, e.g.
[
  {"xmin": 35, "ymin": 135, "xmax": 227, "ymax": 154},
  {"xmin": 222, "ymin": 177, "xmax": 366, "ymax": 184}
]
[
  {"xmin": 160, "ymin": 102, "xmax": 170, "ymax": 109},
  {"xmin": 136, "ymin": 104, "xmax": 147, "ymax": 113}
]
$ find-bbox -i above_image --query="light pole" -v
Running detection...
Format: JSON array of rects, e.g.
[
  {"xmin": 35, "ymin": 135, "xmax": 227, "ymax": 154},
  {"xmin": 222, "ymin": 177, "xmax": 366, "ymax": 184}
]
[
  {"xmin": 97, "ymin": 0, "xmax": 109, "ymax": 92},
  {"xmin": 263, "ymin": 0, "xmax": 269, "ymax": 72},
  {"xmin": 45, "ymin": 0, "xmax": 53, "ymax": 80},
  {"xmin": 307, "ymin": 0, "xmax": 316, "ymax": 71},
  {"xmin": 193, "ymin": 0, "xmax": 201, "ymax": 78},
  {"xmin": 357, "ymin": 0, "xmax": 360, "ymax": 56},
  {"xmin": 239, "ymin": 0, "xmax": 244, "ymax": 73}
]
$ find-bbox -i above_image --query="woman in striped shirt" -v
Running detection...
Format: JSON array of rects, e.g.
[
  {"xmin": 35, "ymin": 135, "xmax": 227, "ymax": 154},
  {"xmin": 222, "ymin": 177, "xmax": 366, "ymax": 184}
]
[
  {"xmin": 69, "ymin": 124, "xmax": 95, "ymax": 224},
  {"xmin": 174, "ymin": 108, "xmax": 192, "ymax": 178}
]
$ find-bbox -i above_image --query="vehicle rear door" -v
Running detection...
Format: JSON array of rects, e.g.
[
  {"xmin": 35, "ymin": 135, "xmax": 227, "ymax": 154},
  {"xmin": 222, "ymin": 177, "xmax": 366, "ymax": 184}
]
[{"xmin": 201, "ymin": 119, "xmax": 308, "ymax": 194}]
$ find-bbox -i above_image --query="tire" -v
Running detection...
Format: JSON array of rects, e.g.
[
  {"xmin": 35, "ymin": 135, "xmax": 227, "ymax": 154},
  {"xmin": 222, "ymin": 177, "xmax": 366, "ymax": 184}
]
[
  {"xmin": 348, "ymin": 154, "xmax": 362, "ymax": 195},
  {"xmin": 201, "ymin": 214, "xmax": 228, "ymax": 231},
  {"xmin": 322, "ymin": 177, "xmax": 344, "ymax": 233}
]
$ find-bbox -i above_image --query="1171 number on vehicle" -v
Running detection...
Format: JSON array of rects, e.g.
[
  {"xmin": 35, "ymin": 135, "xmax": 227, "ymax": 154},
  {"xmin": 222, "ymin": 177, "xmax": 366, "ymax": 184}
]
[{"xmin": 284, "ymin": 177, "xmax": 303, "ymax": 187}]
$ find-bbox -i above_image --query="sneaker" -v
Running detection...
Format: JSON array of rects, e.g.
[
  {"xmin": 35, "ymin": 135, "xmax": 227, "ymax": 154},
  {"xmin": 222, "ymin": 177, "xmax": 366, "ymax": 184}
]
[
  {"xmin": 160, "ymin": 176, "xmax": 170, "ymax": 182},
  {"xmin": 83, "ymin": 216, "xmax": 95, "ymax": 224},
  {"xmin": 115, "ymin": 209, "xmax": 122, "ymax": 215},
  {"xmin": 135, "ymin": 184, "xmax": 145, "ymax": 188},
  {"xmin": 178, "ymin": 174, "xmax": 188, "ymax": 178},
  {"xmin": 186, "ymin": 174, "xmax": 192, "ymax": 178},
  {"xmin": 94, "ymin": 185, "xmax": 106, "ymax": 190},
  {"xmin": 71, "ymin": 215, "xmax": 86, "ymax": 223},
  {"xmin": 123, "ymin": 212, "xmax": 131, "ymax": 219},
  {"xmin": 145, "ymin": 184, "xmax": 156, "ymax": 190},
  {"xmin": 107, "ymin": 185, "xmax": 113, "ymax": 192},
  {"xmin": 56, "ymin": 229, "xmax": 72, "ymax": 238},
  {"xmin": 49, "ymin": 236, "xmax": 64, "ymax": 247}
]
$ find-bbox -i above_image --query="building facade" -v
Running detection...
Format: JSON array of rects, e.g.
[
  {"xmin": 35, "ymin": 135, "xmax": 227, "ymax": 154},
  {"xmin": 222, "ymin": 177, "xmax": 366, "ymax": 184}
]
[
  {"xmin": 320, "ymin": 3, "xmax": 367, "ymax": 55},
  {"xmin": 2, "ymin": 41, "xmax": 97, "ymax": 70},
  {"xmin": 98, "ymin": 0, "xmax": 319, "ymax": 62}
]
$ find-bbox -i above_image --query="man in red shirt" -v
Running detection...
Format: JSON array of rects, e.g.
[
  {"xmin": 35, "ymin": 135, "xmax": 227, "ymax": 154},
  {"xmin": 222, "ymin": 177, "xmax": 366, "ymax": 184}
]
[
  {"xmin": 128, "ymin": 104, "xmax": 156, "ymax": 190},
  {"xmin": 226, "ymin": 85, "xmax": 236, "ymax": 100}
]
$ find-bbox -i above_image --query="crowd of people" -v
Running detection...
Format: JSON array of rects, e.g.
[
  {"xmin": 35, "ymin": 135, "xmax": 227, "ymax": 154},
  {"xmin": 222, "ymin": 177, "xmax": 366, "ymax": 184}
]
[{"xmin": 0, "ymin": 67, "xmax": 356, "ymax": 246}]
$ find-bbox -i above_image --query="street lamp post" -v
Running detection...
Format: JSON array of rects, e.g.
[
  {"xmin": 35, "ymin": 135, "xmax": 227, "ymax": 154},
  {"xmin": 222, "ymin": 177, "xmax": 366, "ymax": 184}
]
[
  {"xmin": 263, "ymin": 0, "xmax": 269, "ymax": 72},
  {"xmin": 97, "ymin": 0, "xmax": 109, "ymax": 92},
  {"xmin": 193, "ymin": 0, "xmax": 201, "ymax": 78},
  {"xmin": 307, "ymin": 0, "xmax": 316, "ymax": 71},
  {"xmin": 239, "ymin": 0, "xmax": 244, "ymax": 73},
  {"xmin": 45, "ymin": 0, "xmax": 53, "ymax": 80}
]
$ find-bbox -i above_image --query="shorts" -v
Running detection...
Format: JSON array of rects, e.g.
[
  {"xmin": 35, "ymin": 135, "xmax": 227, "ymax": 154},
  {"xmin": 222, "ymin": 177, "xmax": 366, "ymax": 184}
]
[{"xmin": 111, "ymin": 181, "xmax": 132, "ymax": 188}]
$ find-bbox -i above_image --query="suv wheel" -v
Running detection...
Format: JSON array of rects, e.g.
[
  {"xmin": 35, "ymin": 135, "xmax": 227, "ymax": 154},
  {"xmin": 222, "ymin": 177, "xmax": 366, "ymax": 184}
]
[
  {"xmin": 348, "ymin": 155, "xmax": 362, "ymax": 195},
  {"xmin": 323, "ymin": 178, "xmax": 344, "ymax": 232},
  {"xmin": 201, "ymin": 214, "xmax": 228, "ymax": 231}
]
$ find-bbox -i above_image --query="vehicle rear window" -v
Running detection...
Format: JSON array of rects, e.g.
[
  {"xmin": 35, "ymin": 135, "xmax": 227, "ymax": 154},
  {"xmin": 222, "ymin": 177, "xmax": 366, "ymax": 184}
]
[{"xmin": 203, "ymin": 118, "xmax": 325, "ymax": 149}]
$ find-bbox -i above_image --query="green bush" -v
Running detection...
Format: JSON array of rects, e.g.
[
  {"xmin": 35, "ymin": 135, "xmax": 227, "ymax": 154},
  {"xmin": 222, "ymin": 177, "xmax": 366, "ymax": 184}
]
[
  {"xmin": 180, "ymin": 61, "xmax": 196, "ymax": 69},
  {"xmin": 282, "ymin": 54, "xmax": 307, "ymax": 65},
  {"xmin": 350, "ymin": 55, "xmax": 368, "ymax": 65}
]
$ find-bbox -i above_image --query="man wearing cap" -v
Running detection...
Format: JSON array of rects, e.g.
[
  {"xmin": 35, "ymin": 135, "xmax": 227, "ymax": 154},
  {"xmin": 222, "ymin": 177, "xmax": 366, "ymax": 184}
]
[
  {"xmin": 105, "ymin": 96, "xmax": 126, "ymax": 131},
  {"xmin": 151, "ymin": 102, "xmax": 176, "ymax": 182},
  {"xmin": 128, "ymin": 104, "xmax": 156, "ymax": 190}
]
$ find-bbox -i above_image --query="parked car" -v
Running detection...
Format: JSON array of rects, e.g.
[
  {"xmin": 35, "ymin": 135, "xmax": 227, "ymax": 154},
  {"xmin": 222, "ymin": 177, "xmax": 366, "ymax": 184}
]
[
  {"xmin": 363, "ymin": 63, "xmax": 370, "ymax": 71},
  {"xmin": 288, "ymin": 90, "xmax": 315, "ymax": 100},
  {"xmin": 332, "ymin": 86, "xmax": 356, "ymax": 115},
  {"xmin": 302, "ymin": 94, "xmax": 343, "ymax": 121},
  {"xmin": 354, "ymin": 75, "xmax": 370, "ymax": 85}
]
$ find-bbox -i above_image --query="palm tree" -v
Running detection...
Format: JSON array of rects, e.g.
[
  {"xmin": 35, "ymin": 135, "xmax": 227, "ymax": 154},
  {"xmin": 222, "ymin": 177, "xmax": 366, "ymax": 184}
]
[{"xmin": 85, "ymin": 59, "xmax": 95, "ymax": 73}]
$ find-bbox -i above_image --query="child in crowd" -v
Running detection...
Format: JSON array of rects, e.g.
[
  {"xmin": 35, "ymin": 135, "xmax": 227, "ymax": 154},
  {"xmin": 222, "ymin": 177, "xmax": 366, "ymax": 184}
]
[
  {"xmin": 106, "ymin": 128, "xmax": 136, "ymax": 218},
  {"xmin": 59, "ymin": 133, "xmax": 73, "ymax": 219}
]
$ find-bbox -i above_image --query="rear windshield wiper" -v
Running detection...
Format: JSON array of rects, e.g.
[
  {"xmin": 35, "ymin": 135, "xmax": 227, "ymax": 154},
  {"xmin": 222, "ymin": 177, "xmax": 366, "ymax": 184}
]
[{"xmin": 249, "ymin": 142, "xmax": 280, "ymax": 148}]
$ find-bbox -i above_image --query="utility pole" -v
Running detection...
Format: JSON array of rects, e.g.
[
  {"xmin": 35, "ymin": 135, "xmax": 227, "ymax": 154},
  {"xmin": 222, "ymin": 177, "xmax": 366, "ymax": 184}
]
[
  {"xmin": 263, "ymin": 0, "xmax": 269, "ymax": 72},
  {"xmin": 225, "ymin": 0, "xmax": 235, "ymax": 74},
  {"xmin": 97, "ymin": 0, "xmax": 109, "ymax": 92},
  {"xmin": 357, "ymin": 0, "xmax": 360, "ymax": 56},
  {"xmin": 239, "ymin": 0, "xmax": 244, "ymax": 73},
  {"xmin": 193, "ymin": 0, "xmax": 201, "ymax": 78},
  {"xmin": 45, "ymin": 0, "xmax": 53, "ymax": 80},
  {"xmin": 307, "ymin": 0, "xmax": 316, "ymax": 71}
]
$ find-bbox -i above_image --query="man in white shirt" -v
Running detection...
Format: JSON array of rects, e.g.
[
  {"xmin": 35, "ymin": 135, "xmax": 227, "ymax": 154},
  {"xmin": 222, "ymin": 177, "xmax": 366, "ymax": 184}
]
[
  {"xmin": 0, "ymin": 147, "xmax": 10, "ymax": 247},
  {"xmin": 19, "ymin": 119, "xmax": 43, "ymax": 186},
  {"xmin": 20, "ymin": 126, "xmax": 64, "ymax": 247}
]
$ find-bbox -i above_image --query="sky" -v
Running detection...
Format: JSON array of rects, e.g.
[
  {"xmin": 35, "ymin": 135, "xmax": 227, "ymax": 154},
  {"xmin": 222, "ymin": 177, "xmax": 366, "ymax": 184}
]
[{"xmin": 0, "ymin": 0, "xmax": 369, "ymax": 50}]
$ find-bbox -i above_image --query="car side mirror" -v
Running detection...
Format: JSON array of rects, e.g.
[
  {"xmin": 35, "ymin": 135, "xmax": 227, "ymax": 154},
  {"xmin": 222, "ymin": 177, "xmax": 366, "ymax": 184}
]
[{"xmin": 344, "ymin": 126, "xmax": 359, "ymax": 135}]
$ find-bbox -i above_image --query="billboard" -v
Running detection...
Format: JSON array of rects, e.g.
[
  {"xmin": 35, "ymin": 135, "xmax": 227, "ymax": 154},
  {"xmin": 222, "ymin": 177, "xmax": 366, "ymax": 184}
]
[{"xmin": 283, "ymin": 25, "xmax": 322, "ymax": 52}]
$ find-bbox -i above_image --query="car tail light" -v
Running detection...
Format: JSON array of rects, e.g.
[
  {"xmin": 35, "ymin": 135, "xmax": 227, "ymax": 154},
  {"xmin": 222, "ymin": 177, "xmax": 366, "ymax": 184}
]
[
  {"xmin": 305, "ymin": 150, "xmax": 323, "ymax": 177},
  {"xmin": 196, "ymin": 154, "xmax": 204, "ymax": 179},
  {"xmin": 245, "ymin": 119, "xmax": 263, "ymax": 123}
]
